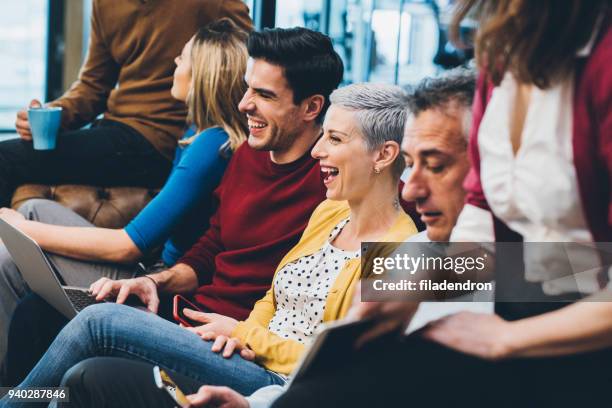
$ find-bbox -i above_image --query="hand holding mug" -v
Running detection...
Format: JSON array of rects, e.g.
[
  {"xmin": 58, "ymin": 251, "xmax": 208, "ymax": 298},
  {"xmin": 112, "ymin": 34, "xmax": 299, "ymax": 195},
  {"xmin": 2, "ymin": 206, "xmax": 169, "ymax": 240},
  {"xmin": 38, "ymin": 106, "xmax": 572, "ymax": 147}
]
[{"xmin": 15, "ymin": 99, "xmax": 42, "ymax": 141}]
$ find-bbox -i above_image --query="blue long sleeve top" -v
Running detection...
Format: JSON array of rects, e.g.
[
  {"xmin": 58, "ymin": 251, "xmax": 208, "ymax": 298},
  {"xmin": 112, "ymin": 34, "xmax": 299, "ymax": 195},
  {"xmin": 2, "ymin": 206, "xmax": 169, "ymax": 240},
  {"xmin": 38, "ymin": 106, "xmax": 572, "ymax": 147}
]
[{"xmin": 125, "ymin": 126, "xmax": 230, "ymax": 266}]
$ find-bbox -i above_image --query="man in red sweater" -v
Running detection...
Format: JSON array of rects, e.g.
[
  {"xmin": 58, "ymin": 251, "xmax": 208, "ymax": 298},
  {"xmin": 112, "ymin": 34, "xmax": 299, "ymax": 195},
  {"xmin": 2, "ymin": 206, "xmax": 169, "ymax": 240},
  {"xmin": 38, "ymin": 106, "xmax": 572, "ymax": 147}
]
[{"xmin": 91, "ymin": 27, "xmax": 344, "ymax": 320}]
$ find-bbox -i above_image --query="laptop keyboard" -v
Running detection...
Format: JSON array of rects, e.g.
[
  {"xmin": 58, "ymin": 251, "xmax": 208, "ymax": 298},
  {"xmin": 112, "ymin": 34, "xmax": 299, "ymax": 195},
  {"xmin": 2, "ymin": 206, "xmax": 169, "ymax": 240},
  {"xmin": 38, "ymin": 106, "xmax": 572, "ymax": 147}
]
[{"xmin": 64, "ymin": 288, "xmax": 99, "ymax": 312}]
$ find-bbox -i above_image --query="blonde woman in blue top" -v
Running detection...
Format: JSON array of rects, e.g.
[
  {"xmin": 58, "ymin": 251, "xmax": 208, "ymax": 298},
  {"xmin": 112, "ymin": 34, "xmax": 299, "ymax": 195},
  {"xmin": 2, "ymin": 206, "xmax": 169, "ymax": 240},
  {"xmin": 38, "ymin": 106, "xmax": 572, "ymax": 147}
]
[{"xmin": 0, "ymin": 19, "xmax": 248, "ymax": 385}]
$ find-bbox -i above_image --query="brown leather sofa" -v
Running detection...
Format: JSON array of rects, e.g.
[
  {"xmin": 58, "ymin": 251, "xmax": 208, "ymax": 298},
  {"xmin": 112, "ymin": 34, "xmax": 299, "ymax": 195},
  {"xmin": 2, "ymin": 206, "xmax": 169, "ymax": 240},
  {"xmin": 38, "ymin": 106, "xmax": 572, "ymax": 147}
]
[{"xmin": 11, "ymin": 184, "xmax": 158, "ymax": 229}]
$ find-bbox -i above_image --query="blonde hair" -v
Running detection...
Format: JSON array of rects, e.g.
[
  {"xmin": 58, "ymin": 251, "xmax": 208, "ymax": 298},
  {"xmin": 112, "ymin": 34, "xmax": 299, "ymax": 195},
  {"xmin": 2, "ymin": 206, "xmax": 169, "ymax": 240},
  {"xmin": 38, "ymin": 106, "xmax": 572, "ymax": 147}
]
[{"xmin": 181, "ymin": 19, "xmax": 249, "ymax": 152}]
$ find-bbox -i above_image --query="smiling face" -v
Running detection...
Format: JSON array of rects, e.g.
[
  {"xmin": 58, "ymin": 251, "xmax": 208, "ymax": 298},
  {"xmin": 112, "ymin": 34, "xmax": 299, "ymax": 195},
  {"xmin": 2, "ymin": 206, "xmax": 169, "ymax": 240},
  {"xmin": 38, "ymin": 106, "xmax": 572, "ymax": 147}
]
[
  {"xmin": 401, "ymin": 108, "xmax": 470, "ymax": 241},
  {"xmin": 238, "ymin": 58, "xmax": 308, "ymax": 155},
  {"xmin": 311, "ymin": 105, "xmax": 378, "ymax": 201}
]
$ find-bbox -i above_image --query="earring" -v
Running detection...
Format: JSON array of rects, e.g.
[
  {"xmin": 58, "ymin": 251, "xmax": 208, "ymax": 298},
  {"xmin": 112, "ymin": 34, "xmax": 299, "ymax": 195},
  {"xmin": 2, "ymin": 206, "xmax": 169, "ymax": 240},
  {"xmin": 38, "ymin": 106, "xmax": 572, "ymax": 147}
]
[{"xmin": 374, "ymin": 167, "xmax": 381, "ymax": 174}]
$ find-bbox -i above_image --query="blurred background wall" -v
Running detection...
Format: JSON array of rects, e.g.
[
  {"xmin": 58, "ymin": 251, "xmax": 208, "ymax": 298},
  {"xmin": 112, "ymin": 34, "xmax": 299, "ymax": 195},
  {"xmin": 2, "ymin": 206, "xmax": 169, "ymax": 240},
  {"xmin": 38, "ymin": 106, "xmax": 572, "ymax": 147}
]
[{"xmin": 0, "ymin": 0, "xmax": 474, "ymax": 138}]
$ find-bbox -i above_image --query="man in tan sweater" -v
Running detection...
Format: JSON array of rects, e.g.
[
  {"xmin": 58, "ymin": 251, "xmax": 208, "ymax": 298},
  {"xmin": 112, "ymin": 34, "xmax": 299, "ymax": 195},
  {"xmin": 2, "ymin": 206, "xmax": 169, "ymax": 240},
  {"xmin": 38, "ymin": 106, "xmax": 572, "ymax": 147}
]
[{"xmin": 0, "ymin": 0, "xmax": 252, "ymax": 207}]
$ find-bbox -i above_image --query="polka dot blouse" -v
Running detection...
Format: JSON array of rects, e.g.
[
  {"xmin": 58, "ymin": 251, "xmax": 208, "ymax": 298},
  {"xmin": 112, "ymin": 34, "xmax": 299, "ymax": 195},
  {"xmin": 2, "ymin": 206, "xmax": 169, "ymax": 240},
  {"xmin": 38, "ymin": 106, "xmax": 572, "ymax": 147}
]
[{"xmin": 268, "ymin": 217, "xmax": 359, "ymax": 344}]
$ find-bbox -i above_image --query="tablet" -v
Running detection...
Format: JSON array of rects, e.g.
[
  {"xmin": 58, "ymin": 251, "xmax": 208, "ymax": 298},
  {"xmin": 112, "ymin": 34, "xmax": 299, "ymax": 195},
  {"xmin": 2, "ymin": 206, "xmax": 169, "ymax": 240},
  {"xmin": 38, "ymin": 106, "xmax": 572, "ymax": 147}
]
[{"xmin": 288, "ymin": 318, "xmax": 376, "ymax": 386}]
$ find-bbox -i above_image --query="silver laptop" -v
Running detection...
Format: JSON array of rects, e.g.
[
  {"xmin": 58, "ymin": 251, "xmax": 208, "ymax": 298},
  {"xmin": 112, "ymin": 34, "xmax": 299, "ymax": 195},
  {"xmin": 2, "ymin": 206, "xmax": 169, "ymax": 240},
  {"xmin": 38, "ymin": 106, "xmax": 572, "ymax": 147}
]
[{"xmin": 0, "ymin": 218, "xmax": 98, "ymax": 319}]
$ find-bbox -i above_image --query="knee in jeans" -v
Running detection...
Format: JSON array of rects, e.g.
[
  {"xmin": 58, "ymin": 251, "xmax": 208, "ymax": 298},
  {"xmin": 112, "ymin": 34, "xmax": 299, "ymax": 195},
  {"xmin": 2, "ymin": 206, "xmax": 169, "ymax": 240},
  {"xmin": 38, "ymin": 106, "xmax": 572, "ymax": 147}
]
[
  {"xmin": 76, "ymin": 302, "xmax": 127, "ymax": 327},
  {"xmin": 78, "ymin": 303, "xmax": 114, "ymax": 320},
  {"xmin": 58, "ymin": 305, "xmax": 117, "ymax": 346}
]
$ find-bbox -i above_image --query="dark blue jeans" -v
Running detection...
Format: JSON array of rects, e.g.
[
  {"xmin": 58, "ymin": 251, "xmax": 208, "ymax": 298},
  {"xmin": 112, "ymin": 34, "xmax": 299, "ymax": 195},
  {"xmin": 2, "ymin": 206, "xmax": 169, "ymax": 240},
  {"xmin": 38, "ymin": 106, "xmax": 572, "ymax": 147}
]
[
  {"xmin": 2, "ymin": 292, "xmax": 175, "ymax": 387},
  {"xmin": 0, "ymin": 303, "xmax": 285, "ymax": 408},
  {"xmin": 0, "ymin": 120, "xmax": 171, "ymax": 207}
]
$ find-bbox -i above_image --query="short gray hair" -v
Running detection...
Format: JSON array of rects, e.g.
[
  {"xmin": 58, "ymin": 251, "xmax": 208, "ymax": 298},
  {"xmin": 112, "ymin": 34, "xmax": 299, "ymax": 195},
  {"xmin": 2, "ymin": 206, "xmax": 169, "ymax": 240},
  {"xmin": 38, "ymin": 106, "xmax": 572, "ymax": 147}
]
[
  {"xmin": 406, "ymin": 67, "xmax": 476, "ymax": 140},
  {"xmin": 329, "ymin": 83, "xmax": 410, "ymax": 179}
]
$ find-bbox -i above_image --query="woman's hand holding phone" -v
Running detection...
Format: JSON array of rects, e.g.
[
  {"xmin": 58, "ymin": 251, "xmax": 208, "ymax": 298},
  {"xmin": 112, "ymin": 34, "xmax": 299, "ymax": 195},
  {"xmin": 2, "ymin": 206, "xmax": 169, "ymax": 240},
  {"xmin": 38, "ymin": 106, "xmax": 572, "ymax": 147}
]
[
  {"xmin": 173, "ymin": 295, "xmax": 205, "ymax": 327},
  {"xmin": 173, "ymin": 296, "xmax": 251, "ymax": 360},
  {"xmin": 173, "ymin": 295, "xmax": 239, "ymax": 336},
  {"xmin": 182, "ymin": 309, "xmax": 239, "ymax": 336}
]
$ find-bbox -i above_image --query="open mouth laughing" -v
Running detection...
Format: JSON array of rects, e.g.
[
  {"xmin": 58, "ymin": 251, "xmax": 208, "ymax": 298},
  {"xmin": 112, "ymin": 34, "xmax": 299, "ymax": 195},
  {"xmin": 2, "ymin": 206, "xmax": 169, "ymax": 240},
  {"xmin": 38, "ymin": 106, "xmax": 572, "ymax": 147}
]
[
  {"xmin": 247, "ymin": 115, "xmax": 267, "ymax": 133},
  {"xmin": 320, "ymin": 165, "xmax": 339, "ymax": 185}
]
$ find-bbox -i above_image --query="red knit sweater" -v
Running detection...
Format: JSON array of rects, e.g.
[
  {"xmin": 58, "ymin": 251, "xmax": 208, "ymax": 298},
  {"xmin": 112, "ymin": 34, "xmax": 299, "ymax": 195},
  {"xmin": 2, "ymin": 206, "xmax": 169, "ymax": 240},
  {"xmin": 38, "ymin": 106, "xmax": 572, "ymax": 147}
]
[{"xmin": 178, "ymin": 144, "xmax": 326, "ymax": 320}]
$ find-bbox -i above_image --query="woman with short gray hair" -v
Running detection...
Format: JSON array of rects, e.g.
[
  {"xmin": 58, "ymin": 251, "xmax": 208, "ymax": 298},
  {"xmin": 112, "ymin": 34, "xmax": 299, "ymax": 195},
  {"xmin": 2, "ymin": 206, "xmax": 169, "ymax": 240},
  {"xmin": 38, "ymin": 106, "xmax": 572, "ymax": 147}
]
[{"xmin": 328, "ymin": 83, "xmax": 410, "ymax": 180}]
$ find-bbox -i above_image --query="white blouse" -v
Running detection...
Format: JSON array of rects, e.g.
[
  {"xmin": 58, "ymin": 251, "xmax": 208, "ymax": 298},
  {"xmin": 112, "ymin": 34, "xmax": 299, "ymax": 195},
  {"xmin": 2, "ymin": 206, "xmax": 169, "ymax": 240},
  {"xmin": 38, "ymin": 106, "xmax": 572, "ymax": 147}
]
[
  {"xmin": 451, "ymin": 69, "xmax": 608, "ymax": 295},
  {"xmin": 268, "ymin": 218, "xmax": 359, "ymax": 344}
]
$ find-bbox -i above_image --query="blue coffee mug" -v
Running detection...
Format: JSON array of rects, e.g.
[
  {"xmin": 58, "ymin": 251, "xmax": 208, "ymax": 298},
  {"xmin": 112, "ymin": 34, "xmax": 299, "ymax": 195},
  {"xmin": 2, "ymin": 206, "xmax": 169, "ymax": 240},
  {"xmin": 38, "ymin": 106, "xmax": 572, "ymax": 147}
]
[{"xmin": 27, "ymin": 107, "xmax": 62, "ymax": 150}]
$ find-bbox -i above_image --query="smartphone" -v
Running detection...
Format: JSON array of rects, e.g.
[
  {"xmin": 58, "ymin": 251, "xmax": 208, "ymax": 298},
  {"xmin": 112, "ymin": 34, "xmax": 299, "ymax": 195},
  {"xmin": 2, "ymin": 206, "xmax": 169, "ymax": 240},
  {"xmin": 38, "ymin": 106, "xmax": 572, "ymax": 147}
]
[
  {"xmin": 153, "ymin": 365, "xmax": 190, "ymax": 408},
  {"xmin": 173, "ymin": 294, "xmax": 203, "ymax": 327}
]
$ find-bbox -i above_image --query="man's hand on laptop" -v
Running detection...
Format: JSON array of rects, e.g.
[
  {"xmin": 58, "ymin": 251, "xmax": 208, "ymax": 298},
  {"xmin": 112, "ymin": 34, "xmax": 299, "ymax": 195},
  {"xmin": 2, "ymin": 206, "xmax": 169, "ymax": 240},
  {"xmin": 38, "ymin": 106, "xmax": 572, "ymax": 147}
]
[{"xmin": 89, "ymin": 276, "xmax": 160, "ymax": 313}]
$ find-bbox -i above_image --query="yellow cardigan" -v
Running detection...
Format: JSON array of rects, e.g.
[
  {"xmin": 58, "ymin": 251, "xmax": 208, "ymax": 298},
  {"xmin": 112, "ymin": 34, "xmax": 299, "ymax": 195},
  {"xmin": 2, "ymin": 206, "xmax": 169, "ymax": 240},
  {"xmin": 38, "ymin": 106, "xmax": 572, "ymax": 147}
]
[{"xmin": 231, "ymin": 199, "xmax": 418, "ymax": 375}]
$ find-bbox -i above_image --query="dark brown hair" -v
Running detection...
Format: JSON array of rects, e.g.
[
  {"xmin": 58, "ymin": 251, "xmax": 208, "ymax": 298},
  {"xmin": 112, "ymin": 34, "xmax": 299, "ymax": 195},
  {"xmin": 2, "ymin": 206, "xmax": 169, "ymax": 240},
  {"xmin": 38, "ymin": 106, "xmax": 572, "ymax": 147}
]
[{"xmin": 451, "ymin": 0, "xmax": 609, "ymax": 88}]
